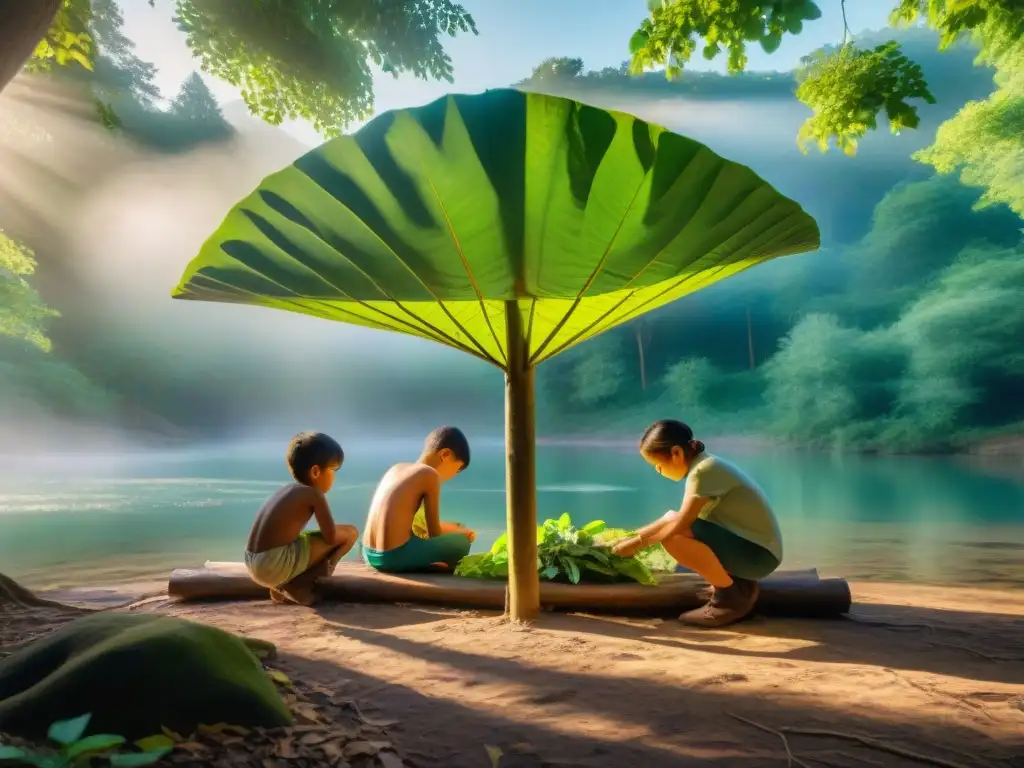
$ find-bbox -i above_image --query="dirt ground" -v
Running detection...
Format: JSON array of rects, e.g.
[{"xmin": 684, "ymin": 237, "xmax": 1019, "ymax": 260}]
[{"xmin": 4, "ymin": 579, "xmax": 1024, "ymax": 768}]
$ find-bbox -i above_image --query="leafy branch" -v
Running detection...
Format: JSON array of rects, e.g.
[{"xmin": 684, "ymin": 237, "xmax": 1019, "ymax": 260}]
[{"xmin": 628, "ymin": 0, "xmax": 1023, "ymax": 156}]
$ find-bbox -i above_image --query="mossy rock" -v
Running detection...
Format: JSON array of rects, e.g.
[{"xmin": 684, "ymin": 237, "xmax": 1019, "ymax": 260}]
[{"xmin": 0, "ymin": 612, "xmax": 291, "ymax": 740}]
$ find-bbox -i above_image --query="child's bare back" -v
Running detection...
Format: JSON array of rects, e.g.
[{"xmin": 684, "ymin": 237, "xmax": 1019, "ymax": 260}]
[
  {"xmin": 361, "ymin": 427, "xmax": 476, "ymax": 574},
  {"xmin": 243, "ymin": 432, "xmax": 358, "ymax": 605},
  {"xmin": 248, "ymin": 483, "xmax": 331, "ymax": 552},
  {"xmin": 364, "ymin": 463, "xmax": 441, "ymax": 550}
]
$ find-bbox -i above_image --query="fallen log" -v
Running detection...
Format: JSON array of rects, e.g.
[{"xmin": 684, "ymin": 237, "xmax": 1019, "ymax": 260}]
[{"xmin": 168, "ymin": 563, "xmax": 850, "ymax": 618}]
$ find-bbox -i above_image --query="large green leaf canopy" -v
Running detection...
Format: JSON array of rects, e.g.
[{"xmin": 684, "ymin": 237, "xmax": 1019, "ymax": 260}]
[{"xmin": 173, "ymin": 89, "xmax": 819, "ymax": 367}]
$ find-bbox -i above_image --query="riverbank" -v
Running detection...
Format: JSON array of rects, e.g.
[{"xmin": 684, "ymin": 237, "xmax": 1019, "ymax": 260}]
[{"xmin": 6, "ymin": 578, "xmax": 1022, "ymax": 767}]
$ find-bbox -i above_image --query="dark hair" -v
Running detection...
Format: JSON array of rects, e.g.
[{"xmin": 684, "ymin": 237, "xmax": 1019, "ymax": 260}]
[
  {"xmin": 286, "ymin": 431, "xmax": 344, "ymax": 484},
  {"xmin": 639, "ymin": 420, "xmax": 705, "ymax": 460},
  {"xmin": 423, "ymin": 426, "xmax": 470, "ymax": 470}
]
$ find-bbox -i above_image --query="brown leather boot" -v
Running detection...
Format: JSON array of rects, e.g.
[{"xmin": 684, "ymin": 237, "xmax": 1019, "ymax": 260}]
[{"xmin": 678, "ymin": 578, "xmax": 760, "ymax": 628}]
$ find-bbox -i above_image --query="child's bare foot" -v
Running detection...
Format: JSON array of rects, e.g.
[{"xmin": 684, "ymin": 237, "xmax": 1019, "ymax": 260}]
[{"xmin": 279, "ymin": 583, "xmax": 317, "ymax": 606}]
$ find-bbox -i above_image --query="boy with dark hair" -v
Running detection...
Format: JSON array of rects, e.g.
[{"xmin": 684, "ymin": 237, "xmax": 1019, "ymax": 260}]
[
  {"xmin": 245, "ymin": 431, "xmax": 358, "ymax": 605},
  {"xmin": 362, "ymin": 426, "xmax": 476, "ymax": 573}
]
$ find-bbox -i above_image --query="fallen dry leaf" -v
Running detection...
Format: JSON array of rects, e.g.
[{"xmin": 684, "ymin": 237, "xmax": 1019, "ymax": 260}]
[
  {"xmin": 198, "ymin": 723, "xmax": 251, "ymax": 737},
  {"xmin": 485, "ymin": 744, "xmax": 503, "ymax": 768},
  {"xmin": 299, "ymin": 731, "xmax": 330, "ymax": 747},
  {"xmin": 274, "ymin": 737, "xmax": 297, "ymax": 759},
  {"xmin": 291, "ymin": 701, "xmax": 322, "ymax": 724},
  {"xmin": 344, "ymin": 740, "xmax": 382, "ymax": 759},
  {"xmin": 160, "ymin": 726, "xmax": 185, "ymax": 743},
  {"xmin": 320, "ymin": 740, "xmax": 346, "ymax": 761}
]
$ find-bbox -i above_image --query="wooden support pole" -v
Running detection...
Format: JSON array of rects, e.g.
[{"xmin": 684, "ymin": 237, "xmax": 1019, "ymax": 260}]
[{"xmin": 504, "ymin": 299, "xmax": 539, "ymax": 621}]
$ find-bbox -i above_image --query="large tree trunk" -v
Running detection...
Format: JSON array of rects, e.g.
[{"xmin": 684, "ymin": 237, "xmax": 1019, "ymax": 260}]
[
  {"xmin": 504, "ymin": 300, "xmax": 539, "ymax": 622},
  {"xmin": 0, "ymin": 0, "xmax": 62, "ymax": 97}
]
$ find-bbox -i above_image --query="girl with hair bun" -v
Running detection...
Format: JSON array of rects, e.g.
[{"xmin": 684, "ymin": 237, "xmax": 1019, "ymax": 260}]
[{"xmin": 605, "ymin": 419, "xmax": 783, "ymax": 628}]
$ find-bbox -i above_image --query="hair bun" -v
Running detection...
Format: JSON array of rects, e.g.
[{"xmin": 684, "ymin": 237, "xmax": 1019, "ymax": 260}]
[{"xmin": 693, "ymin": 440, "xmax": 706, "ymax": 454}]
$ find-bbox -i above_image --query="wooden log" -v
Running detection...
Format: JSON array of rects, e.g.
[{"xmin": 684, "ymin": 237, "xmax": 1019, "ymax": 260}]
[{"xmin": 168, "ymin": 563, "xmax": 850, "ymax": 618}]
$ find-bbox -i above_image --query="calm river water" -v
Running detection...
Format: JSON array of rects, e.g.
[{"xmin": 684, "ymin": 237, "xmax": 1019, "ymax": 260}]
[{"xmin": 1, "ymin": 442, "xmax": 1022, "ymax": 590}]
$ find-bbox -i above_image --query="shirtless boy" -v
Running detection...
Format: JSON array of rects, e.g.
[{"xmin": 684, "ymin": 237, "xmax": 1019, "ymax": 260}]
[
  {"xmin": 362, "ymin": 426, "xmax": 476, "ymax": 573},
  {"xmin": 245, "ymin": 431, "xmax": 358, "ymax": 605}
]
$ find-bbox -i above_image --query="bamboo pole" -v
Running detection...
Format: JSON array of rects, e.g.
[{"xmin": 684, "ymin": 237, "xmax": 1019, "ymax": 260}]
[{"xmin": 504, "ymin": 300, "xmax": 540, "ymax": 621}]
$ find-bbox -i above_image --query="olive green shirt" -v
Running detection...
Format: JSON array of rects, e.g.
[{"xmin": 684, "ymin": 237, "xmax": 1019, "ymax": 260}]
[{"xmin": 685, "ymin": 453, "xmax": 783, "ymax": 561}]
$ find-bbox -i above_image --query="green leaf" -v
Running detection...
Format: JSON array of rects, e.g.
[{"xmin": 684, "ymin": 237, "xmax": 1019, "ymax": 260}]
[
  {"xmin": 134, "ymin": 735, "xmax": 174, "ymax": 753},
  {"xmin": 108, "ymin": 750, "xmax": 172, "ymax": 767},
  {"xmin": 579, "ymin": 559, "xmax": 618, "ymax": 576},
  {"xmin": 541, "ymin": 566, "xmax": 559, "ymax": 580},
  {"xmin": 171, "ymin": 90, "xmax": 819, "ymax": 369},
  {"xmin": 562, "ymin": 557, "xmax": 581, "ymax": 585},
  {"xmin": 628, "ymin": 29, "xmax": 649, "ymax": 55},
  {"xmin": 760, "ymin": 32, "xmax": 782, "ymax": 55},
  {"xmin": 489, "ymin": 533, "xmax": 508, "ymax": 554},
  {"xmin": 66, "ymin": 734, "xmax": 126, "ymax": 759},
  {"xmin": 48, "ymin": 714, "xmax": 91, "ymax": 746},
  {"xmin": 581, "ymin": 520, "xmax": 606, "ymax": 535},
  {"xmin": 0, "ymin": 746, "xmax": 27, "ymax": 760},
  {"xmin": 557, "ymin": 513, "xmax": 572, "ymax": 531}
]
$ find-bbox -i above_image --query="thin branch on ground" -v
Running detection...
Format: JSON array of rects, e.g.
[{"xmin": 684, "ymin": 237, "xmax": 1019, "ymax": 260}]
[
  {"xmin": 928, "ymin": 641, "xmax": 1024, "ymax": 662},
  {"xmin": 778, "ymin": 727, "xmax": 976, "ymax": 768},
  {"xmin": 849, "ymin": 616, "xmax": 937, "ymax": 632},
  {"xmin": 726, "ymin": 713, "xmax": 813, "ymax": 768}
]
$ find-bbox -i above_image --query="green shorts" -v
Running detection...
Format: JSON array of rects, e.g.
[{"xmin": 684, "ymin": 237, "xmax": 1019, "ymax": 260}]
[
  {"xmin": 363, "ymin": 533, "xmax": 472, "ymax": 574},
  {"xmin": 691, "ymin": 518, "xmax": 780, "ymax": 581}
]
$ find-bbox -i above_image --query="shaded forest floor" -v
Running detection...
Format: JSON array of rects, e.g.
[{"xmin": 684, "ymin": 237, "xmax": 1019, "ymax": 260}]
[{"xmin": 4, "ymin": 579, "xmax": 1023, "ymax": 767}]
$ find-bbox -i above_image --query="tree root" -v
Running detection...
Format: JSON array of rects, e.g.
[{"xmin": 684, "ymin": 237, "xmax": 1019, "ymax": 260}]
[
  {"xmin": 778, "ymin": 727, "xmax": 975, "ymax": 768},
  {"xmin": 727, "ymin": 713, "xmax": 813, "ymax": 768},
  {"xmin": 848, "ymin": 616, "xmax": 937, "ymax": 632},
  {"xmin": 928, "ymin": 641, "xmax": 1024, "ymax": 662},
  {"xmin": 727, "ymin": 713, "xmax": 979, "ymax": 768}
]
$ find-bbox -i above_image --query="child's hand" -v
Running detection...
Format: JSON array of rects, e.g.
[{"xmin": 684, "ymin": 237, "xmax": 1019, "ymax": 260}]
[{"xmin": 610, "ymin": 536, "xmax": 643, "ymax": 559}]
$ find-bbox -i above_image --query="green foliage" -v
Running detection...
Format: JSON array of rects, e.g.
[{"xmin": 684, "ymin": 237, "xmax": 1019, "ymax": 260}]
[
  {"xmin": 0, "ymin": 712, "xmax": 171, "ymax": 767},
  {"xmin": 0, "ymin": 233, "xmax": 58, "ymax": 352},
  {"xmin": 173, "ymin": 0, "xmax": 478, "ymax": 136},
  {"xmin": 796, "ymin": 42, "xmax": 935, "ymax": 155},
  {"xmin": 629, "ymin": 0, "xmax": 823, "ymax": 77},
  {"xmin": 26, "ymin": 0, "xmax": 95, "ymax": 75},
  {"xmin": 528, "ymin": 57, "xmax": 585, "ymax": 81},
  {"xmin": 914, "ymin": 34, "xmax": 1024, "ymax": 216},
  {"xmin": 454, "ymin": 514, "xmax": 665, "ymax": 585},
  {"xmin": 662, "ymin": 357, "xmax": 719, "ymax": 413},
  {"xmin": 572, "ymin": 343, "xmax": 627, "ymax": 407},
  {"xmin": 24, "ymin": 0, "xmax": 475, "ymax": 138},
  {"xmin": 628, "ymin": 0, "xmax": 1021, "ymax": 166}
]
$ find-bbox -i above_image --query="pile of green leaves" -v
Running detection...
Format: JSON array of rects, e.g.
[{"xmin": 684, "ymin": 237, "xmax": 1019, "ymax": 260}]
[
  {"xmin": 0, "ymin": 713, "xmax": 172, "ymax": 767},
  {"xmin": 454, "ymin": 514, "xmax": 676, "ymax": 586}
]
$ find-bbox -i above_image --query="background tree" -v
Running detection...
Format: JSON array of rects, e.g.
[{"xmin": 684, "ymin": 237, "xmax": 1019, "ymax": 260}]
[
  {"xmin": 629, "ymin": 1, "xmax": 1024, "ymax": 211},
  {"xmin": 527, "ymin": 56, "xmax": 585, "ymax": 82},
  {"xmin": 0, "ymin": 232, "xmax": 58, "ymax": 352},
  {"xmin": 172, "ymin": 71, "xmax": 223, "ymax": 123},
  {"xmin": 3, "ymin": 0, "xmax": 477, "ymax": 136}
]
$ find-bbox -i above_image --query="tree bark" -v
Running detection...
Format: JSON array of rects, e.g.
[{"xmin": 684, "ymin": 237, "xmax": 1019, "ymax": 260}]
[
  {"xmin": 0, "ymin": 0, "xmax": 63, "ymax": 97},
  {"xmin": 746, "ymin": 307, "xmax": 756, "ymax": 370},
  {"xmin": 504, "ymin": 300, "xmax": 539, "ymax": 622},
  {"xmin": 634, "ymin": 322, "xmax": 648, "ymax": 391}
]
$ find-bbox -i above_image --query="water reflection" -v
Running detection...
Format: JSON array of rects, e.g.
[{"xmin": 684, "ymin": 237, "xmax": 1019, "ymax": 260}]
[{"xmin": 0, "ymin": 445, "xmax": 1022, "ymax": 589}]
